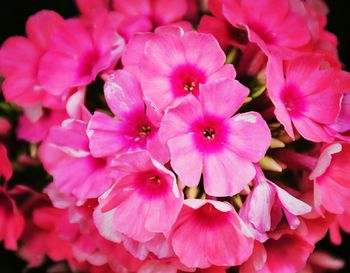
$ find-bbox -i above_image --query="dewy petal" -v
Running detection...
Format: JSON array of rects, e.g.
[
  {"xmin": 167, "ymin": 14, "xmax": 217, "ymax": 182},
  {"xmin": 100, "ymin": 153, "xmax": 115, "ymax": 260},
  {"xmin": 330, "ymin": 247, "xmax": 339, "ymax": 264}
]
[
  {"xmin": 168, "ymin": 134, "xmax": 203, "ymax": 188},
  {"xmin": 103, "ymin": 70, "xmax": 144, "ymax": 119},
  {"xmin": 87, "ymin": 112, "xmax": 129, "ymax": 158},
  {"xmin": 203, "ymin": 149, "xmax": 256, "ymax": 196},
  {"xmin": 227, "ymin": 112, "xmax": 271, "ymax": 162},
  {"xmin": 199, "ymin": 79, "xmax": 249, "ymax": 119},
  {"xmin": 182, "ymin": 31, "xmax": 226, "ymax": 75}
]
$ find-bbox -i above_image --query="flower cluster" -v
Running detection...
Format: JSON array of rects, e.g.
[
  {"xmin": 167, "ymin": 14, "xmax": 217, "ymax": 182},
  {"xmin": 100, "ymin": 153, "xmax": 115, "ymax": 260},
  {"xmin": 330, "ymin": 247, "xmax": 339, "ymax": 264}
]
[{"xmin": 1, "ymin": 0, "xmax": 350, "ymax": 273}]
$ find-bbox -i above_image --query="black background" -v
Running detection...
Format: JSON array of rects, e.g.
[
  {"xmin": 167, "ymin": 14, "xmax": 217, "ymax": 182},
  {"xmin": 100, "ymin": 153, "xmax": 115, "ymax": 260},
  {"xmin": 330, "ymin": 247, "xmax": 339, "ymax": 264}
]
[{"xmin": 0, "ymin": 0, "xmax": 350, "ymax": 273}]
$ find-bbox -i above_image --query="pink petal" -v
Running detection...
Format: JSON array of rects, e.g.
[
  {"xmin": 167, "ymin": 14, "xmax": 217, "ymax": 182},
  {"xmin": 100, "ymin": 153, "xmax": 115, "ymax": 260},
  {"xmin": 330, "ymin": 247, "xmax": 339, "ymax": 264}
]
[
  {"xmin": 87, "ymin": 112, "xmax": 129, "ymax": 158},
  {"xmin": 159, "ymin": 94, "xmax": 203, "ymax": 142},
  {"xmin": 227, "ymin": 112, "xmax": 271, "ymax": 162},
  {"xmin": 168, "ymin": 135, "xmax": 203, "ymax": 187},
  {"xmin": 203, "ymin": 149, "xmax": 256, "ymax": 196},
  {"xmin": 25, "ymin": 10, "xmax": 64, "ymax": 50},
  {"xmin": 182, "ymin": 31, "xmax": 226, "ymax": 75},
  {"xmin": 199, "ymin": 79, "xmax": 249, "ymax": 119},
  {"xmin": 104, "ymin": 70, "xmax": 144, "ymax": 119}
]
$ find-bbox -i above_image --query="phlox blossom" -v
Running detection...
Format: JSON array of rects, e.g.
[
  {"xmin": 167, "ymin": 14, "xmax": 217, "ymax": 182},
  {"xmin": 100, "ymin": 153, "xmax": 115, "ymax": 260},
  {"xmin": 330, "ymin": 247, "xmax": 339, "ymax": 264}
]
[
  {"xmin": 170, "ymin": 199, "xmax": 254, "ymax": 268},
  {"xmin": 309, "ymin": 143, "xmax": 350, "ymax": 214},
  {"xmin": 87, "ymin": 69, "xmax": 169, "ymax": 163},
  {"xmin": 96, "ymin": 150, "xmax": 183, "ymax": 242},
  {"xmin": 39, "ymin": 119, "xmax": 111, "ymax": 203},
  {"xmin": 266, "ymin": 55, "xmax": 342, "ymax": 142},
  {"xmin": 222, "ymin": 0, "xmax": 311, "ymax": 57},
  {"xmin": 124, "ymin": 26, "xmax": 235, "ymax": 112},
  {"xmin": 160, "ymin": 79, "xmax": 271, "ymax": 196}
]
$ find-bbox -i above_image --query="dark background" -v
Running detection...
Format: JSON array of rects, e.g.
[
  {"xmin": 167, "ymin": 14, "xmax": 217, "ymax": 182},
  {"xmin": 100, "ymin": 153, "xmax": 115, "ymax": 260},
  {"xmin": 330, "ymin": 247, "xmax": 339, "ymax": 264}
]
[{"xmin": 0, "ymin": 0, "xmax": 349, "ymax": 272}]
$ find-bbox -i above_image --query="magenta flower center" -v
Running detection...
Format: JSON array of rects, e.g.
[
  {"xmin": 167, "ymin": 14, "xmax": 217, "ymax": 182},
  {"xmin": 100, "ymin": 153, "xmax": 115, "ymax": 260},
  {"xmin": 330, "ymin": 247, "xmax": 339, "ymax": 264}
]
[
  {"xmin": 194, "ymin": 203, "xmax": 228, "ymax": 227},
  {"xmin": 170, "ymin": 64, "xmax": 207, "ymax": 97},
  {"xmin": 281, "ymin": 83, "xmax": 305, "ymax": 117},
  {"xmin": 137, "ymin": 172, "xmax": 169, "ymax": 199},
  {"xmin": 192, "ymin": 116, "xmax": 228, "ymax": 153}
]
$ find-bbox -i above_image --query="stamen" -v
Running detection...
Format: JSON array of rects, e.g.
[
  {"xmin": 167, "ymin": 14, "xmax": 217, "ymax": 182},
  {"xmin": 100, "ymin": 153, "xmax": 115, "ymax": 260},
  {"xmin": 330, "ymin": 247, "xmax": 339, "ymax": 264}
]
[
  {"xmin": 148, "ymin": 175, "xmax": 161, "ymax": 184},
  {"xmin": 138, "ymin": 125, "xmax": 152, "ymax": 137},
  {"xmin": 203, "ymin": 128, "xmax": 216, "ymax": 140},
  {"xmin": 183, "ymin": 81, "xmax": 196, "ymax": 92}
]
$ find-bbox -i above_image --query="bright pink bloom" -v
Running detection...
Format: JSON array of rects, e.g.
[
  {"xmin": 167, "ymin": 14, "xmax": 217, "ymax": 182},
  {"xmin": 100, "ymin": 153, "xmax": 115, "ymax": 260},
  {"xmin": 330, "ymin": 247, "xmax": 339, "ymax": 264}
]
[
  {"xmin": 299, "ymin": 251, "xmax": 344, "ymax": 273},
  {"xmin": 38, "ymin": 12, "xmax": 124, "ymax": 95},
  {"xmin": 266, "ymin": 55, "xmax": 342, "ymax": 142},
  {"xmin": 127, "ymin": 27, "xmax": 235, "ymax": 111},
  {"xmin": 87, "ymin": 70, "xmax": 169, "ymax": 163},
  {"xmin": 0, "ymin": 144, "xmax": 12, "ymax": 181},
  {"xmin": 97, "ymin": 150, "xmax": 183, "ymax": 242},
  {"xmin": 160, "ymin": 79, "xmax": 271, "ymax": 196},
  {"xmin": 170, "ymin": 199, "xmax": 254, "ymax": 268},
  {"xmin": 113, "ymin": 0, "xmax": 187, "ymax": 27},
  {"xmin": 240, "ymin": 167, "xmax": 311, "ymax": 239},
  {"xmin": 241, "ymin": 234, "xmax": 314, "ymax": 273},
  {"xmin": 222, "ymin": 0, "xmax": 311, "ymax": 56},
  {"xmin": 0, "ymin": 118, "xmax": 11, "ymax": 136},
  {"xmin": 39, "ymin": 119, "xmax": 112, "ymax": 203},
  {"xmin": 17, "ymin": 108, "xmax": 68, "ymax": 143},
  {"xmin": 0, "ymin": 10, "xmax": 64, "ymax": 106},
  {"xmin": 0, "ymin": 187, "xmax": 25, "ymax": 250},
  {"xmin": 76, "ymin": 0, "xmax": 189, "ymax": 41},
  {"xmin": 16, "ymin": 88, "xmax": 88, "ymax": 143},
  {"xmin": 309, "ymin": 143, "xmax": 350, "ymax": 214}
]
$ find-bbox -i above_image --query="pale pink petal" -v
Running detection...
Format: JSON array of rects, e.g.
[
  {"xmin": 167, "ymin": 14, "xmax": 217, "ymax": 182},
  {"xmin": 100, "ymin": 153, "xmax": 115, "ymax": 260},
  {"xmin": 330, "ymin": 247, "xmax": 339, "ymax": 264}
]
[
  {"xmin": 203, "ymin": 149, "xmax": 255, "ymax": 196},
  {"xmin": 199, "ymin": 79, "xmax": 249, "ymax": 118},
  {"xmin": 226, "ymin": 112, "xmax": 271, "ymax": 162},
  {"xmin": 182, "ymin": 31, "xmax": 226, "ymax": 75},
  {"xmin": 168, "ymin": 135, "xmax": 203, "ymax": 188},
  {"xmin": 87, "ymin": 112, "xmax": 129, "ymax": 158},
  {"xmin": 103, "ymin": 70, "xmax": 144, "ymax": 118},
  {"xmin": 159, "ymin": 94, "xmax": 203, "ymax": 142}
]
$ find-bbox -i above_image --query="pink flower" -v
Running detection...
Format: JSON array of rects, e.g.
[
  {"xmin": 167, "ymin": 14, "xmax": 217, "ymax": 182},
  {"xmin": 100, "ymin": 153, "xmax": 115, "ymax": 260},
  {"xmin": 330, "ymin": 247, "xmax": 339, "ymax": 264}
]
[
  {"xmin": 39, "ymin": 119, "xmax": 112, "ymax": 203},
  {"xmin": 241, "ymin": 234, "xmax": 314, "ymax": 273},
  {"xmin": 87, "ymin": 70, "xmax": 169, "ymax": 163},
  {"xmin": 240, "ymin": 166, "xmax": 311, "ymax": 239},
  {"xmin": 38, "ymin": 12, "xmax": 124, "ymax": 95},
  {"xmin": 113, "ymin": 0, "xmax": 187, "ymax": 27},
  {"xmin": 16, "ymin": 87, "xmax": 89, "ymax": 144},
  {"xmin": 170, "ymin": 199, "xmax": 254, "ymax": 268},
  {"xmin": 0, "ymin": 10, "xmax": 64, "ymax": 106},
  {"xmin": 222, "ymin": 0, "xmax": 311, "ymax": 57},
  {"xmin": 0, "ymin": 143, "xmax": 12, "ymax": 181},
  {"xmin": 125, "ymin": 27, "xmax": 235, "ymax": 111},
  {"xmin": 299, "ymin": 251, "xmax": 344, "ymax": 273},
  {"xmin": 309, "ymin": 143, "xmax": 350, "ymax": 214},
  {"xmin": 266, "ymin": 55, "xmax": 342, "ymax": 142},
  {"xmin": 0, "ymin": 186, "xmax": 25, "ymax": 250},
  {"xmin": 160, "ymin": 79, "xmax": 271, "ymax": 196},
  {"xmin": 97, "ymin": 150, "xmax": 183, "ymax": 242}
]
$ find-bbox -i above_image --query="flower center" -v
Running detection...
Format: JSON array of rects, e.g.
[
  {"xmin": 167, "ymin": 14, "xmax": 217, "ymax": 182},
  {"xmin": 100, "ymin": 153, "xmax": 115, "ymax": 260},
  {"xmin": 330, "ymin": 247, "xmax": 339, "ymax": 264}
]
[
  {"xmin": 170, "ymin": 64, "xmax": 207, "ymax": 97},
  {"xmin": 183, "ymin": 80, "xmax": 196, "ymax": 92},
  {"xmin": 203, "ymin": 128, "xmax": 216, "ymax": 140},
  {"xmin": 138, "ymin": 124, "xmax": 152, "ymax": 138},
  {"xmin": 148, "ymin": 175, "xmax": 161, "ymax": 184}
]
